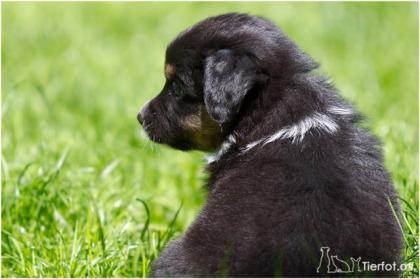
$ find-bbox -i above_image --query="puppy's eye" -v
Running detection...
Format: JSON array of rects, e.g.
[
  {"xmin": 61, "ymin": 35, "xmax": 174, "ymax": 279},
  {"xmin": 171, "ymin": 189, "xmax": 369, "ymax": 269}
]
[
  {"xmin": 170, "ymin": 80, "xmax": 198, "ymax": 103},
  {"xmin": 171, "ymin": 82, "xmax": 184, "ymax": 98}
]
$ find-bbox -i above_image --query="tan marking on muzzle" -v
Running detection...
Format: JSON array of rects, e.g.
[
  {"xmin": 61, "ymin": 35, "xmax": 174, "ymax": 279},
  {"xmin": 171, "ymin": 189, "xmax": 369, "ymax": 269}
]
[
  {"xmin": 182, "ymin": 106, "xmax": 222, "ymax": 151},
  {"xmin": 183, "ymin": 115, "xmax": 202, "ymax": 131},
  {"xmin": 165, "ymin": 64, "xmax": 176, "ymax": 80}
]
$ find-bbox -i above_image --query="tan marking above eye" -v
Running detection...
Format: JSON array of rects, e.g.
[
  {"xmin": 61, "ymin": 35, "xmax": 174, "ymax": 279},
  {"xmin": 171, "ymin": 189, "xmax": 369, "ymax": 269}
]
[{"xmin": 165, "ymin": 64, "xmax": 176, "ymax": 80}]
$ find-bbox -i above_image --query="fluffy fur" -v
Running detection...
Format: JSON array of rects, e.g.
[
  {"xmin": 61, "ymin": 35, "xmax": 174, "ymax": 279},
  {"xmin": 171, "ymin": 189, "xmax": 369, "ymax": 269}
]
[{"xmin": 137, "ymin": 13, "xmax": 403, "ymax": 277}]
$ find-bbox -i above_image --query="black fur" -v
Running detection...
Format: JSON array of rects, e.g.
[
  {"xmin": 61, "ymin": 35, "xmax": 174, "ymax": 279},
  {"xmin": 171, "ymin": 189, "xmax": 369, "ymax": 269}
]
[{"xmin": 138, "ymin": 13, "xmax": 403, "ymax": 277}]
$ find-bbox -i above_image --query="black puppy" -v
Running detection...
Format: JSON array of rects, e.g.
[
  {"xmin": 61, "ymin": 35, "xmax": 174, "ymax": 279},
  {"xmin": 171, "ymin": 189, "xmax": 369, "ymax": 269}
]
[{"xmin": 138, "ymin": 13, "xmax": 403, "ymax": 277}]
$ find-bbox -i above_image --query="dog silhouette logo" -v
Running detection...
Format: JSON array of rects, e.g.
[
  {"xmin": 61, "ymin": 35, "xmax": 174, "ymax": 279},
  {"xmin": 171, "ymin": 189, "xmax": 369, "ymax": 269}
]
[{"xmin": 317, "ymin": 246, "xmax": 361, "ymax": 274}]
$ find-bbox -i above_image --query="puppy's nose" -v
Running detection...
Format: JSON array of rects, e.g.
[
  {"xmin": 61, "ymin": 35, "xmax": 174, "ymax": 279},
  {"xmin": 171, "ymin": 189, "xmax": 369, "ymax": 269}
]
[
  {"xmin": 137, "ymin": 111, "xmax": 143, "ymax": 125},
  {"xmin": 137, "ymin": 100, "xmax": 151, "ymax": 125}
]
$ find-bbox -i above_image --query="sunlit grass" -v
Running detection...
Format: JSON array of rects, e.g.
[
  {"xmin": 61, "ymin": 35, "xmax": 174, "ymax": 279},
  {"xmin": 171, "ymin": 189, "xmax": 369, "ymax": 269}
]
[{"xmin": 2, "ymin": 2, "xmax": 418, "ymax": 277}]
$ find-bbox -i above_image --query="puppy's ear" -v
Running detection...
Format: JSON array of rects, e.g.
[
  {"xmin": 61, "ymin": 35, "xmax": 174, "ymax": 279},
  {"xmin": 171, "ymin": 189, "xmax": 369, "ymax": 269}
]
[{"xmin": 203, "ymin": 49, "xmax": 265, "ymax": 124}]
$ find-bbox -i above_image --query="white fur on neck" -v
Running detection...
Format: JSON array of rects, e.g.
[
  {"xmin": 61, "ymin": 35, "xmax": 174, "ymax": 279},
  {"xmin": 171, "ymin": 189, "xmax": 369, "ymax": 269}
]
[
  {"xmin": 328, "ymin": 106, "xmax": 353, "ymax": 115},
  {"xmin": 207, "ymin": 107, "xmax": 347, "ymax": 163},
  {"xmin": 243, "ymin": 111, "xmax": 339, "ymax": 152},
  {"xmin": 206, "ymin": 135, "xmax": 236, "ymax": 164}
]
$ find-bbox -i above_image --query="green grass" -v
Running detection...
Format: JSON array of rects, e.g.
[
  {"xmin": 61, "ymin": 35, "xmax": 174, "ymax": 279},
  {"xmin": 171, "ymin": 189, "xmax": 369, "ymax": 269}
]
[{"xmin": 1, "ymin": 2, "xmax": 418, "ymax": 277}]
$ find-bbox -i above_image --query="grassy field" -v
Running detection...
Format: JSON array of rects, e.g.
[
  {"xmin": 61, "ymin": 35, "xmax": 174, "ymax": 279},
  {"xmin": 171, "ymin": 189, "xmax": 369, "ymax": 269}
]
[{"xmin": 1, "ymin": 2, "xmax": 418, "ymax": 277}]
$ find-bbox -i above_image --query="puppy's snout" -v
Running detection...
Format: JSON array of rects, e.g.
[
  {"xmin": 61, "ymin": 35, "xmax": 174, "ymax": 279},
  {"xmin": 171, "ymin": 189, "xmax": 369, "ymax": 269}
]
[{"xmin": 137, "ymin": 100, "xmax": 151, "ymax": 126}]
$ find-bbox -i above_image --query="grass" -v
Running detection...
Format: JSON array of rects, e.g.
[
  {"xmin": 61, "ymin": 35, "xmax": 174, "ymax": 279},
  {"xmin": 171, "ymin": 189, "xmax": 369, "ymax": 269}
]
[{"xmin": 1, "ymin": 2, "xmax": 418, "ymax": 277}]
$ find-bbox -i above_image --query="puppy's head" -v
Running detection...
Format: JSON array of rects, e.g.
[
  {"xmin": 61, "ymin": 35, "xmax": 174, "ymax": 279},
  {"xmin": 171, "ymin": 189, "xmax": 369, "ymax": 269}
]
[{"xmin": 137, "ymin": 13, "xmax": 315, "ymax": 151}]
